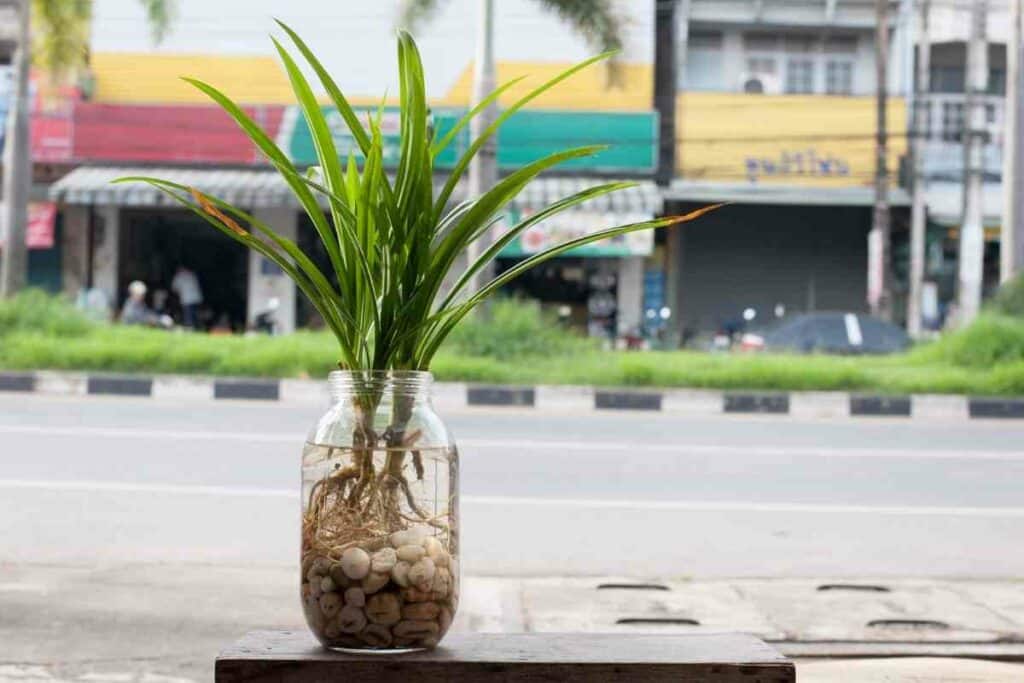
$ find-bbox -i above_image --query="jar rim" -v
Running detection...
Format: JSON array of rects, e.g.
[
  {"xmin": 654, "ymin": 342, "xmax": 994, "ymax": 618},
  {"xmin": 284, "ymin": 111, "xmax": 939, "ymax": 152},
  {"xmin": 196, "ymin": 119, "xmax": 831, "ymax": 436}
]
[
  {"xmin": 327, "ymin": 370, "xmax": 433, "ymax": 399},
  {"xmin": 327, "ymin": 370, "xmax": 433, "ymax": 380}
]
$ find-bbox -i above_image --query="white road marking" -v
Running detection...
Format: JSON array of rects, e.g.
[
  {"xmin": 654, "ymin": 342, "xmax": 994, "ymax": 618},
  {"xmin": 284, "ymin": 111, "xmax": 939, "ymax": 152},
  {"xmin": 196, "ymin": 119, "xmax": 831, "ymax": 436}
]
[
  {"xmin": 1, "ymin": 479, "xmax": 1022, "ymax": 517},
  {"xmin": 0, "ymin": 424, "xmax": 1021, "ymax": 461}
]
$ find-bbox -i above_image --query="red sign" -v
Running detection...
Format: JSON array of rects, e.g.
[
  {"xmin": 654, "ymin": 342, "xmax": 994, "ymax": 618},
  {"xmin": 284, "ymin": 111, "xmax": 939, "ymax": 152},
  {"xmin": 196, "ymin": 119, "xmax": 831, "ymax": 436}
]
[
  {"xmin": 26, "ymin": 202, "xmax": 56, "ymax": 249},
  {"xmin": 69, "ymin": 103, "xmax": 286, "ymax": 165}
]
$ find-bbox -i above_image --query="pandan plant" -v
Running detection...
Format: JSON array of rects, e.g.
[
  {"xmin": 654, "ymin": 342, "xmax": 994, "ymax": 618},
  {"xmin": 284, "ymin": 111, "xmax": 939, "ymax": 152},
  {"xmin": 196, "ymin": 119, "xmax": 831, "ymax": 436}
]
[
  {"xmin": 115, "ymin": 24, "xmax": 715, "ymax": 610},
  {"xmin": 116, "ymin": 23, "xmax": 714, "ymax": 373}
]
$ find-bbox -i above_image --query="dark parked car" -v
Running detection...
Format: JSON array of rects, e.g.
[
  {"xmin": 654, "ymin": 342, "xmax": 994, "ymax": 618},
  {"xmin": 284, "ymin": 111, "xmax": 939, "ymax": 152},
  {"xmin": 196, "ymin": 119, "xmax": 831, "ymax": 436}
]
[{"xmin": 740, "ymin": 312, "xmax": 910, "ymax": 355}]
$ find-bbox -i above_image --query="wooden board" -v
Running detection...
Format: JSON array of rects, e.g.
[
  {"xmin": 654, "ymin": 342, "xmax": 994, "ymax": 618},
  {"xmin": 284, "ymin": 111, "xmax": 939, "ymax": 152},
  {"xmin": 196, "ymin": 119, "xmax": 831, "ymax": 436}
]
[{"xmin": 216, "ymin": 630, "xmax": 795, "ymax": 682}]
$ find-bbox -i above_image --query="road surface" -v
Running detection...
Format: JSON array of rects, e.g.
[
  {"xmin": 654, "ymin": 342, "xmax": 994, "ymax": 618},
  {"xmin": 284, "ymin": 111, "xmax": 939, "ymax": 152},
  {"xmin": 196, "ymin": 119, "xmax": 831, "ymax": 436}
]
[{"xmin": 1, "ymin": 392, "xmax": 1022, "ymax": 577}]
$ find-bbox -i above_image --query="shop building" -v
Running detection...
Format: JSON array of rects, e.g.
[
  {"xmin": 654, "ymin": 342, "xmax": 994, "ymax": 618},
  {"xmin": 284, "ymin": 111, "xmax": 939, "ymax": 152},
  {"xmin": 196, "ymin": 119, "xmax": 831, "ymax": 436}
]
[{"xmin": 13, "ymin": 0, "xmax": 666, "ymax": 338}]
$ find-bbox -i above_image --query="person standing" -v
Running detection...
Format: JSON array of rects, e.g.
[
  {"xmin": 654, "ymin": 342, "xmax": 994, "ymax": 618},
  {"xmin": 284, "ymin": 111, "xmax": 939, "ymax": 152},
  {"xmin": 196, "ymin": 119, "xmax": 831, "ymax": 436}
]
[{"xmin": 171, "ymin": 265, "xmax": 203, "ymax": 330}]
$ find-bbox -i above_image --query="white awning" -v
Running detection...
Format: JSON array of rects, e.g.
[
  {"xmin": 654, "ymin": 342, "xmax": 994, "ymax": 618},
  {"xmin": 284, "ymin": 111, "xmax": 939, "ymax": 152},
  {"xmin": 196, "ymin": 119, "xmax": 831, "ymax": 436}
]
[
  {"xmin": 49, "ymin": 166, "xmax": 310, "ymax": 208},
  {"xmin": 49, "ymin": 166, "xmax": 661, "ymax": 216},
  {"xmin": 508, "ymin": 177, "xmax": 663, "ymax": 215},
  {"xmin": 665, "ymin": 180, "xmax": 911, "ymax": 208}
]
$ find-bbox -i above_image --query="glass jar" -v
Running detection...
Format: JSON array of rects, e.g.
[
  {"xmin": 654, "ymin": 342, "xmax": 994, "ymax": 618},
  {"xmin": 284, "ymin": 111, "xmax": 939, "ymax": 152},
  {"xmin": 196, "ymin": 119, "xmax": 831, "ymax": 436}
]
[{"xmin": 300, "ymin": 370, "xmax": 459, "ymax": 651}]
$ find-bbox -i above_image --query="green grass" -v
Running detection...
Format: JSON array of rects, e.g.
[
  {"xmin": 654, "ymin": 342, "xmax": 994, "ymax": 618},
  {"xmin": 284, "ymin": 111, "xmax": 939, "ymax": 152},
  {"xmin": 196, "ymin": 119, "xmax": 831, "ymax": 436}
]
[{"xmin": 2, "ymin": 290, "xmax": 1023, "ymax": 395}]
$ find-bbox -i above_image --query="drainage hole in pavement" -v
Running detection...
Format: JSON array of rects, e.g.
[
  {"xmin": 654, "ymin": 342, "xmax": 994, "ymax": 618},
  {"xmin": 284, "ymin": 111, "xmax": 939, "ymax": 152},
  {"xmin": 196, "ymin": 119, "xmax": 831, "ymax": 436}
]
[
  {"xmin": 597, "ymin": 583, "xmax": 670, "ymax": 591},
  {"xmin": 615, "ymin": 618, "xmax": 700, "ymax": 626},
  {"xmin": 817, "ymin": 583, "xmax": 891, "ymax": 593},
  {"xmin": 866, "ymin": 619, "xmax": 950, "ymax": 630}
]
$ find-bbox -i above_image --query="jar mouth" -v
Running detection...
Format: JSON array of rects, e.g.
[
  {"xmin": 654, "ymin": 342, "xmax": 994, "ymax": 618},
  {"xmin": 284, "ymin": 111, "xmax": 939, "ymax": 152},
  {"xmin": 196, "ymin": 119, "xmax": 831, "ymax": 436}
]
[{"xmin": 328, "ymin": 370, "xmax": 433, "ymax": 398}]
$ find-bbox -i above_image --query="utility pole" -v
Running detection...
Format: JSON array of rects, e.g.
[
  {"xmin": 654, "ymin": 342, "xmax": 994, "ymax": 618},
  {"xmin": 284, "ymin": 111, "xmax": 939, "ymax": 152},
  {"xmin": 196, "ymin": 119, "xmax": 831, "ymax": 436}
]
[
  {"xmin": 908, "ymin": 0, "xmax": 930, "ymax": 336},
  {"xmin": 0, "ymin": 0, "xmax": 30, "ymax": 298},
  {"xmin": 958, "ymin": 0, "xmax": 988, "ymax": 324},
  {"xmin": 465, "ymin": 0, "xmax": 497, "ymax": 296},
  {"xmin": 869, "ymin": 0, "xmax": 892, "ymax": 320},
  {"xmin": 1002, "ymin": 0, "xmax": 1024, "ymax": 283},
  {"xmin": 653, "ymin": 0, "xmax": 678, "ymax": 187}
]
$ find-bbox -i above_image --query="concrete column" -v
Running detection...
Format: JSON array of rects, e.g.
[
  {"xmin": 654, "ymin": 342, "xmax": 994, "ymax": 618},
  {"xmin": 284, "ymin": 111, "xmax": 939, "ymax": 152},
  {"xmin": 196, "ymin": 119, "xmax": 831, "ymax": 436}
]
[
  {"xmin": 92, "ymin": 204, "xmax": 119, "ymax": 309},
  {"xmin": 60, "ymin": 206, "xmax": 90, "ymax": 298},
  {"xmin": 616, "ymin": 256, "xmax": 645, "ymax": 336},
  {"xmin": 248, "ymin": 207, "xmax": 297, "ymax": 334}
]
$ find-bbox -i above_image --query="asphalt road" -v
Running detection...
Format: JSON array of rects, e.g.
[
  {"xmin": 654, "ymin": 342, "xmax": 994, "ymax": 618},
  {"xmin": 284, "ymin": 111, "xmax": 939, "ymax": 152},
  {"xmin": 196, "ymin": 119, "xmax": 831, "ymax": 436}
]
[{"xmin": 1, "ymin": 393, "xmax": 1023, "ymax": 576}]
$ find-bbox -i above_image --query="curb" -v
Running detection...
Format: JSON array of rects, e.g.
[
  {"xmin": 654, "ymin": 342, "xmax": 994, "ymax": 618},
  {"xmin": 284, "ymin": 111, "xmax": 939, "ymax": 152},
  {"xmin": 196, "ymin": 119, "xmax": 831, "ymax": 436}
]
[{"xmin": 1, "ymin": 370, "xmax": 1023, "ymax": 420}]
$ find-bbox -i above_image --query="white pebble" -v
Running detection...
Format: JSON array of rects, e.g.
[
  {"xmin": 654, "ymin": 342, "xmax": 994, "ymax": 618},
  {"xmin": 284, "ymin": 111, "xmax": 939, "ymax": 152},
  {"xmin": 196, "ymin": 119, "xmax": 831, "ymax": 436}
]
[
  {"xmin": 319, "ymin": 576, "xmax": 336, "ymax": 593},
  {"xmin": 340, "ymin": 547, "xmax": 371, "ymax": 580},
  {"xmin": 431, "ymin": 567, "xmax": 451, "ymax": 597},
  {"xmin": 397, "ymin": 544, "xmax": 425, "ymax": 563},
  {"xmin": 423, "ymin": 537, "xmax": 450, "ymax": 568},
  {"xmin": 408, "ymin": 557, "xmax": 436, "ymax": 591},
  {"xmin": 371, "ymin": 548, "xmax": 398, "ymax": 573},
  {"xmin": 391, "ymin": 561, "xmax": 411, "ymax": 588}
]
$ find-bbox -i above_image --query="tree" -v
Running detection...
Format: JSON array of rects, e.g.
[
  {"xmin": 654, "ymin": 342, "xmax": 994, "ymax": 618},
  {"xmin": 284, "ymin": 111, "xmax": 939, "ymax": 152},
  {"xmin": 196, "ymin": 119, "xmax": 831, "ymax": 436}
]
[
  {"xmin": 32, "ymin": 0, "xmax": 175, "ymax": 84},
  {"xmin": 398, "ymin": 0, "xmax": 625, "ymax": 294},
  {"xmin": 1, "ymin": 0, "xmax": 174, "ymax": 298}
]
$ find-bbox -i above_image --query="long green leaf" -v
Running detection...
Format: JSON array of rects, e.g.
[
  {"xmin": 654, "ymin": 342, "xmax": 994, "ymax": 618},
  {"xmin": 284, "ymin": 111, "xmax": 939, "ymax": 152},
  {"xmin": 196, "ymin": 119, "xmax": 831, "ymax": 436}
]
[
  {"xmin": 433, "ymin": 50, "xmax": 616, "ymax": 221},
  {"xmin": 417, "ymin": 204, "xmax": 725, "ymax": 364}
]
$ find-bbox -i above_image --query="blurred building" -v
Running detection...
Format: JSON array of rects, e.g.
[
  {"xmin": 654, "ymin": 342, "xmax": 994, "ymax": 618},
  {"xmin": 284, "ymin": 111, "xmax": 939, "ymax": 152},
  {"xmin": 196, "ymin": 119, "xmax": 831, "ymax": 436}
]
[
  {"xmin": 663, "ymin": 0, "xmax": 912, "ymax": 342},
  {"xmin": 12, "ymin": 0, "xmax": 1010, "ymax": 344},
  {"xmin": 915, "ymin": 2, "xmax": 1012, "ymax": 313},
  {"xmin": 27, "ymin": 0, "xmax": 665, "ymax": 338}
]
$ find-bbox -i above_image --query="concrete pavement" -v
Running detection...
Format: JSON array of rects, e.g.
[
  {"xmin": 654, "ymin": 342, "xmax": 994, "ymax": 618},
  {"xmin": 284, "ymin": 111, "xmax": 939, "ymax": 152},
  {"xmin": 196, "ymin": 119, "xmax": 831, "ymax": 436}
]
[{"xmin": 1, "ymin": 564, "xmax": 1022, "ymax": 681}]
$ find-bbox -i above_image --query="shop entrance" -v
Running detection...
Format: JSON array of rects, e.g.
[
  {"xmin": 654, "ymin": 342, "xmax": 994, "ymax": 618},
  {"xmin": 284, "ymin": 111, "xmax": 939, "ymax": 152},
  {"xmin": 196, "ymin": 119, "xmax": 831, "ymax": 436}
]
[
  {"xmin": 496, "ymin": 256, "xmax": 620, "ymax": 338},
  {"xmin": 119, "ymin": 209, "xmax": 248, "ymax": 330}
]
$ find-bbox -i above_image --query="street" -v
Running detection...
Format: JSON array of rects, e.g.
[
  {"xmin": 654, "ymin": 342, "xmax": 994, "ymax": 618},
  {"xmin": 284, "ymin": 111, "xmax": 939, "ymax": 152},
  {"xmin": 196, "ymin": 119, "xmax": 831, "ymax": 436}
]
[
  {"xmin": 2, "ymin": 392, "xmax": 1024, "ymax": 681},
  {"xmin": 1, "ymin": 393, "xmax": 1023, "ymax": 576}
]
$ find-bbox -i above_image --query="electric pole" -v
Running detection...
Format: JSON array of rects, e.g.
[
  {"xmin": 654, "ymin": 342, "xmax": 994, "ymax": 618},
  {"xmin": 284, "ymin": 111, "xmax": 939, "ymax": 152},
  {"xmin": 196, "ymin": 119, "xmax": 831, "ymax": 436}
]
[
  {"xmin": 908, "ymin": 0, "xmax": 930, "ymax": 336},
  {"xmin": 958, "ymin": 0, "xmax": 988, "ymax": 324},
  {"xmin": 654, "ymin": 0, "xmax": 678, "ymax": 187},
  {"xmin": 0, "ymin": 0, "xmax": 30, "ymax": 298},
  {"xmin": 465, "ymin": 0, "xmax": 497, "ymax": 296},
  {"xmin": 869, "ymin": 0, "xmax": 892, "ymax": 320},
  {"xmin": 1002, "ymin": 0, "xmax": 1024, "ymax": 283}
]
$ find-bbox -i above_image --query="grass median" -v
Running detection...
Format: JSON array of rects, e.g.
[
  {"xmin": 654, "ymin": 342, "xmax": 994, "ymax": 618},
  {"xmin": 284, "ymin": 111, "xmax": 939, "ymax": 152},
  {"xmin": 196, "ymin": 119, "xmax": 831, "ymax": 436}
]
[{"xmin": 2, "ymin": 291, "xmax": 1023, "ymax": 395}]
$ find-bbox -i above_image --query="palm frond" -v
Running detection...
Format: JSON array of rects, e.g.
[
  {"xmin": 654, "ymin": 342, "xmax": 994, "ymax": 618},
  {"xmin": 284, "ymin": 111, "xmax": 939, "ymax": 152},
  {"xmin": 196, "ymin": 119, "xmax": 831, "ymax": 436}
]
[{"xmin": 31, "ymin": 0, "xmax": 175, "ymax": 82}]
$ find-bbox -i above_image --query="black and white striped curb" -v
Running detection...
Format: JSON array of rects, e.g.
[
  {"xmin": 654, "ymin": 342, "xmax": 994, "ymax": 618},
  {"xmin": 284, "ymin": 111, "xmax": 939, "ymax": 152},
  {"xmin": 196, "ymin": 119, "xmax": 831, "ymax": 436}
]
[{"xmin": 1, "ymin": 370, "xmax": 1023, "ymax": 420}]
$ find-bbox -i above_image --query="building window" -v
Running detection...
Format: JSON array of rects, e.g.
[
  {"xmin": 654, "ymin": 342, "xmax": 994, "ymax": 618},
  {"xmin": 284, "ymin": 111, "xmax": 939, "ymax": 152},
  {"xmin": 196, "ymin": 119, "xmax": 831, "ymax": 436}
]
[
  {"xmin": 989, "ymin": 68, "xmax": 1006, "ymax": 95},
  {"xmin": 786, "ymin": 58, "xmax": 815, "ymax": 94},
  {"xmin": 941, "ymin": 101, "xmax": 965, "ymax": 142},
  {"xmin": 931, "ymin": 66, "xmax": 965, "ymax": 93},
  {"xmin": 742, "ymin": 30, "xmax": 862, "ymax": 95},
  {"xmin": 683, "ymin": 30, "xmax": 724, "ymax": 91},
  {"xmin": 913, "ymin": 101, "xmax": 933, "ymax": 140},
  {"xmin": 825, "ymin": 60, "xmax": 854, "ymax": 95}
]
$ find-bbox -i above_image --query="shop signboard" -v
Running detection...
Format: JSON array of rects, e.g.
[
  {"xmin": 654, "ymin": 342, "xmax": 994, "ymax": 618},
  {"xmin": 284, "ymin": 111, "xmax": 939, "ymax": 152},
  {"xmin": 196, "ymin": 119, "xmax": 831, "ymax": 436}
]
[
  {"xmin": 26, "ymin": 202, "xmax": 57, "ymax": 249},
  {"xmin": 278, "ymin": 106, "xmax": 464, "ymax": 169},
  {"xmin": 279, "ymin": 107, "xmax": 658, "ymax": 174},
  {"xmin": 0, "ymin": 201, "xmax": 56, "ymax": 249},
  {"xmin": 498, "ymin": 208, "xmax": 654, "ymax": 258}
]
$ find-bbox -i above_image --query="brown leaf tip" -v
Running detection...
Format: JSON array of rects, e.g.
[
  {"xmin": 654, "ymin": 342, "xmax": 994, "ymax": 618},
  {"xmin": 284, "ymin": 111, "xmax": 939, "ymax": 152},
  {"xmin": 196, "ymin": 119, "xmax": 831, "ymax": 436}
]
[{"xmin": 189, "ymin": 187, "xmax": 247, "ymax": 236}]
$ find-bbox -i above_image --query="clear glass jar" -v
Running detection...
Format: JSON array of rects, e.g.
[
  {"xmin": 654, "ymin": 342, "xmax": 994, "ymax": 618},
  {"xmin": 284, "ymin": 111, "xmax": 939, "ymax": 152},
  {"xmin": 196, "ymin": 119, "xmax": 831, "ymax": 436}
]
[{"xmin": 300, "ymin": 371, "xmax": 458, "ymax": 651}]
